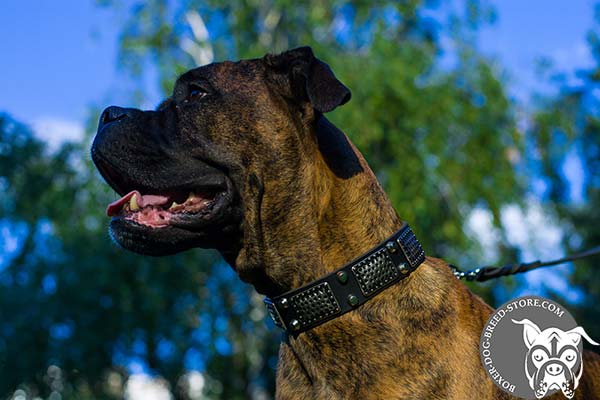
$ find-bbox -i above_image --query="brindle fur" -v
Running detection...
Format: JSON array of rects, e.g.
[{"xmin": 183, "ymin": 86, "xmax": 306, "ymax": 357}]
[{"xmin": 92, "ymin": 47, "xmax": 600, "ymax": 399}]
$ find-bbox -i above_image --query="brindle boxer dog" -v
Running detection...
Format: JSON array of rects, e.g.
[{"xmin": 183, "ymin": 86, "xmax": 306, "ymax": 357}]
[{"xmin": 91, "ymin": 46, "xmax": 600, "ymax": 399}]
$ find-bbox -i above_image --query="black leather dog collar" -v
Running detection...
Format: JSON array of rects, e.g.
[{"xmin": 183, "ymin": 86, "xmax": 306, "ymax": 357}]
[{"xmin": 264, "ymin": 223, "xmax": 425, "ymax": 335}]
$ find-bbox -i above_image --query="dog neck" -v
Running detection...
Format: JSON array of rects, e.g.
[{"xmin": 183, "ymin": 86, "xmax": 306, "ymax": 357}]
[
  {"xmin": 308, "ymin": 117, "xmax": 405, "ymax": 281},
  {"xmin": 232, "ymin": 116, "xmax": 404, "ymax": 296}
]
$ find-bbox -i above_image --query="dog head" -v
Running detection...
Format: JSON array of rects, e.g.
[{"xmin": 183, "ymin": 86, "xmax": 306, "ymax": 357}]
[
  {"xmin": 91, "ymin": 47, "xmax": 351, "ymax": 289},
  {"xmin": 512, "ymin": 318, "xmax": 599, "ymax": 399}
]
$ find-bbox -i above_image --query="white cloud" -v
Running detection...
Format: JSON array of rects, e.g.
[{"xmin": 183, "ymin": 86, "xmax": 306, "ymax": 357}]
[
  {"xmin": 178, "ymin": 371, "xmax": 205, "ymax": 400},
  {"xmin": 124, "ymin": 374, "xmax": 172, "ymax": 400},
  {"xmin": 31, "ymin": 116, "xmax": 84, "ymax": 152},
  {"xmin": 467, "ymin": 201, "xmax": 564, "ymax": 264},
  {"xmin": 500, "ymin": 200, "xmax": 583, "ymax": 302},
  {"xmin": 466, "ymin": 207, "xmax": 502, "ymax": 261},
  {"xmin": 467, "ymin": 199, "xmax": 583, "ymax": 302},
  {"xmin": 552, "ymin": 41, "xmax": 594, "ymax": 72},
  {"xmin": 501, "ymin": 200, "xmax": 563, "ymax": 262}
]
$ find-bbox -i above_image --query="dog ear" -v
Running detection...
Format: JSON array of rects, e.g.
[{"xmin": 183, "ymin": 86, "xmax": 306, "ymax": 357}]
[
  {"xmin": 264, "ymin": 46, "xmax": 351, "ymax": 113},
  {"xmin": 512, "ymin": 319, "xmax": 542, "ymax": 349},
  {"xmin": 565, "ymin": 326, "xmax": 600, "ymax": 346}
]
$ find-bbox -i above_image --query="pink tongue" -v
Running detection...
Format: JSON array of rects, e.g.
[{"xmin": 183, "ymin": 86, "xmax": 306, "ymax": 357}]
[{"xmin": 106, "ymin": 190, "xmax": 171, "ymax": 216}]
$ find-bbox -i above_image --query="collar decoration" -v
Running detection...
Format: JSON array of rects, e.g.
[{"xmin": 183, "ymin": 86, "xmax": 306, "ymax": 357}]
[{"xmin": 264, "ymin": 223, "xmax": 425, "ymax": 335}]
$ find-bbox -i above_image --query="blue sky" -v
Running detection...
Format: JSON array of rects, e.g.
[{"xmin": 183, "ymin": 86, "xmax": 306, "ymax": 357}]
[
  {"xmin": 478, "ymin": 0, "xmax": 595, "ymax": 100},
  {"xmin": 0, "ymin": 1, "xmax": 120, "ymax": 124}
]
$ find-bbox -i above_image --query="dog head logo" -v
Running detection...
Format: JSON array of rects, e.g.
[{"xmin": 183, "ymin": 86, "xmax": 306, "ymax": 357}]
[{"xmin": 512, "ymin": 318, "xmax": 598, "ymax": 399}]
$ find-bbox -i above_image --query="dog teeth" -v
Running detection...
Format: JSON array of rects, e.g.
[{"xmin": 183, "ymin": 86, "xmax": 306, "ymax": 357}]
[
  {"xmin": 169, "ymin": 201, "xmax": 180, "ymax": 210},
  {"xmin": 130, "ymin": 194, "xmax": 140, "ymax": 211}
]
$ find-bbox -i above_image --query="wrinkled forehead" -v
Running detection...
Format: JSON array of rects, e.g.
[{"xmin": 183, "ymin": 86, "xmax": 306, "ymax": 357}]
[{"xmin": 175, "ymin": 59, "xmax": 264, "ymax": 91}]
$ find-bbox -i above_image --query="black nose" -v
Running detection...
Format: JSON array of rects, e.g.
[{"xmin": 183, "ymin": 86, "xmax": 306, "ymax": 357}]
[{"xmin": 98, "ymin": 106, "xmax": 128, "ymax": 130}]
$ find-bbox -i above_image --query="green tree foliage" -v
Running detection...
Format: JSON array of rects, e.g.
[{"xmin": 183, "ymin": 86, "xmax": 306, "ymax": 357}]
[{"xmin": 1, "ymin": 0, "xmax": 547, "ymax": 398}]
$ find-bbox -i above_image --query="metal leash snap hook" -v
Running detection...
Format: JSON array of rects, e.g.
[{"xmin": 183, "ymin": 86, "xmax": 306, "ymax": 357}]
[
  {"xmin": 450, "ymin": 265, "xmax": 465, "ymax": 279},
  {"xmin": 466, "ymin": 268, "xmax": 481, "ymax": 281}
]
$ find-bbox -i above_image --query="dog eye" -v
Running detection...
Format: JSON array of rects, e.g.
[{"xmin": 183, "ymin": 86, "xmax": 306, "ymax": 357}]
[
  {"xmin": 184, "ymin": 83, "xmax": 210, "ymax": 103},
  {"xmin": 185, "ymin": 87, "xmax": 208, "ymax": 102}
]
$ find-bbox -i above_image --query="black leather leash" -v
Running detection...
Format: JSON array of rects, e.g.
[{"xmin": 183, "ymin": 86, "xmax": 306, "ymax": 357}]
[
  {"xmin": 264, "ymin": 223, "xmax": 425, "ymax": 335},
  {"xmin": 450, "ymin": 245, "xmax": 600, "ymax": 282}
]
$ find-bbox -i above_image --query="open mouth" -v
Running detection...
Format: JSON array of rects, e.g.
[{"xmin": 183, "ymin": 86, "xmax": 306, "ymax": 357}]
[
  {"xmin": 93, "ymin": 154, "xmax": 233, "ymax": 234},
  {"xmin": 106, "ymin": 189, "xmax": 222, "ymax": 228},
  {"xmin": 96, "ymin": 161, "xmax": 238, "ymax": 255}
]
